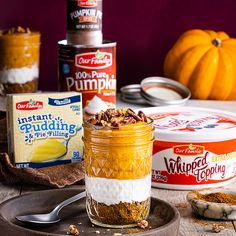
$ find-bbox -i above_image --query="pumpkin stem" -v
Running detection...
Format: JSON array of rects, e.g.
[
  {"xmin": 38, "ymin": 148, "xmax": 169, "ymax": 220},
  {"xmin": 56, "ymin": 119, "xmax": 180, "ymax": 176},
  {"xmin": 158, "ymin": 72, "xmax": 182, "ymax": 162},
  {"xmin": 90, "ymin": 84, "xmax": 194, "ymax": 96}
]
[{"xmin": 212, "ymin": 38, "xmax": 222, "ymax": 47}]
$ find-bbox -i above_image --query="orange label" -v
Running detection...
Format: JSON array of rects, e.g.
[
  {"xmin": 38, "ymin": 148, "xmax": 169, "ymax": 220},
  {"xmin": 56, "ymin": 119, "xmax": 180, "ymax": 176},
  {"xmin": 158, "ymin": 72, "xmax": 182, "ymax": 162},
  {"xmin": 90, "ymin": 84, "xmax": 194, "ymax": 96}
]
[
  {"xmin": 152, "ymin": 139, "xmax": 236, "ymax": 186},
  {"xmin": 58, "ymin": 43, "xmax": 116, "ymax": 116}
]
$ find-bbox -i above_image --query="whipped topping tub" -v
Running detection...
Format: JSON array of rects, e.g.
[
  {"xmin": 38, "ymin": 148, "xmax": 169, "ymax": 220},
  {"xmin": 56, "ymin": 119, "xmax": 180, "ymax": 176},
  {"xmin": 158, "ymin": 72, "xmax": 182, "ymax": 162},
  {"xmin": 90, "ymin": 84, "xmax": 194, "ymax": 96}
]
[{"xmin": 142, "ymin": 107, "xmax": 236, "ymax": 190}]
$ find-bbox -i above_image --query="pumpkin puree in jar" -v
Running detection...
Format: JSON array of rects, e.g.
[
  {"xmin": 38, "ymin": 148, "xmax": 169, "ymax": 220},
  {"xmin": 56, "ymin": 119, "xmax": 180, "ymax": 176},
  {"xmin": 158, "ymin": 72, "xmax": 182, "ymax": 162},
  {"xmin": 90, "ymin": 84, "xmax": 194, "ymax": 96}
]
[{"xmin": 84, "ymin": 121, "xmax": 153, "ymax": 180}]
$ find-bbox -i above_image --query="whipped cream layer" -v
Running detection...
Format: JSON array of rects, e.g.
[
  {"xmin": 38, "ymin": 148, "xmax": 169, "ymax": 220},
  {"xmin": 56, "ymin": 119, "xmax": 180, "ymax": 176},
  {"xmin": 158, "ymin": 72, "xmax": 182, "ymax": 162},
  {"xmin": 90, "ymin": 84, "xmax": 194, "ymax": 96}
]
[
  {"xmin": 85, "ymin": 174, "xmax": 151, "ymax": 205},
  {"xmin": 0, "ymin": 64, "xmax": 39, "ymax": 84}
]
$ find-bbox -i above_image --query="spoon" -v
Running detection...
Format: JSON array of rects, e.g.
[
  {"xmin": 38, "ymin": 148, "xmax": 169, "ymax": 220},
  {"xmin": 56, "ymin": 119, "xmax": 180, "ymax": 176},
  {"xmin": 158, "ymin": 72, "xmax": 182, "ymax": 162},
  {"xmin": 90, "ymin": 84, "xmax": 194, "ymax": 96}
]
[{"xmin": 16, "ymin": 191, "xmax": 86, "ymax": 225}]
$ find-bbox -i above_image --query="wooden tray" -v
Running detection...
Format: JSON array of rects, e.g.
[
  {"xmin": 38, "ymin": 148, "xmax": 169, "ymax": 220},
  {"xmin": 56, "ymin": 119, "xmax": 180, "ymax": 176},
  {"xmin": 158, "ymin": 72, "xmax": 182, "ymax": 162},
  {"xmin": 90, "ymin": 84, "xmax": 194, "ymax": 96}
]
[{"xmin": 0, "ymin": 188, "xmax": 180, "ymax": 236}]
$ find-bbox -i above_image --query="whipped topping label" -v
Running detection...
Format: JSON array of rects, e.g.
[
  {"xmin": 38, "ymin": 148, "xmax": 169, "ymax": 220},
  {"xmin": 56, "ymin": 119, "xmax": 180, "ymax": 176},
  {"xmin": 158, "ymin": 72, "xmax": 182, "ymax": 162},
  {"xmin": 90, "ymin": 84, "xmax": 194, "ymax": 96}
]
[
  {"xmin": 58, "ymin": 42, "xmax": 116, "ymax": 116},
  {"xmin": 149, "ymin": 111, "xmax": 236, "ymax": 132},
  {"xmin": 152, "ymin": 140, "xmax": 236, "ymax": 187}
]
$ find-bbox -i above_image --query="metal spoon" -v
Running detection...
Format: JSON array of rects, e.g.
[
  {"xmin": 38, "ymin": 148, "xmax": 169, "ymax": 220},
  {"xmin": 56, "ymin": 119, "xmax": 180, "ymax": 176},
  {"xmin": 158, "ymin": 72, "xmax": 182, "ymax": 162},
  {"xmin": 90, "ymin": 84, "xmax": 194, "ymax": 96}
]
[{"xmin": 16, "ymin": 191, "xmax": 86, "ymax": 225}]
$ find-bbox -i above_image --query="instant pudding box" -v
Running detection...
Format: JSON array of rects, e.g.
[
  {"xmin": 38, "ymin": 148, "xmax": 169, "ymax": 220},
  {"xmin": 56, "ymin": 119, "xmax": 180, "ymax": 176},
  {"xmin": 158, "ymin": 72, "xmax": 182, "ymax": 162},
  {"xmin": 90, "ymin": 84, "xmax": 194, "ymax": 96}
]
[
  {"xmin": 142, "ymin": 107, "xmax": 236, "ymax": 190},
  {"xmin": 7, "ymin": 92, "xmax": 83, "ymax": 168}
]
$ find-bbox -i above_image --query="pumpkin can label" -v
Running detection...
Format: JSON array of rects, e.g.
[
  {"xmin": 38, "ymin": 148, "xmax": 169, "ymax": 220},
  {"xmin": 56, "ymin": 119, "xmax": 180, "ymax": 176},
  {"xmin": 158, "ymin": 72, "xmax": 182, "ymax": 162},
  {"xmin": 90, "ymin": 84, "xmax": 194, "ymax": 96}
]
[{"xmin": 58, "ymin": 41, "xmax": 116, "ymax": 117}]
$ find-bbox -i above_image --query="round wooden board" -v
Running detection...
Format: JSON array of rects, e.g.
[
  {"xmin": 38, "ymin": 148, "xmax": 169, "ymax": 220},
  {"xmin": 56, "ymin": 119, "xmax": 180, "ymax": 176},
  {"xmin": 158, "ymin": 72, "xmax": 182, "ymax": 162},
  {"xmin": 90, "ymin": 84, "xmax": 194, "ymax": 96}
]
[{"xmin": 0, "ymin": 188, "xmax": 180, "ymax": 236}]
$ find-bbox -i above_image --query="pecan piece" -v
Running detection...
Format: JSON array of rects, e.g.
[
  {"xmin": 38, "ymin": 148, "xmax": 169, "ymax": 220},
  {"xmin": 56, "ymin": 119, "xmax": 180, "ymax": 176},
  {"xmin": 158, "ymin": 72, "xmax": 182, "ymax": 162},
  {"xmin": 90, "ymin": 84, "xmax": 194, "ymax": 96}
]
[
  {"xmin": 137, "ymin": 219, "xmax": 149, "ymax": 229},
  {"xmin": 212, "ymin": 224, "xmax": 225, "ymax": 233},
  {"xmin": 68, "ymin": 225, "xmax": 80, "ymax": 235},
  {"xmin": 123, "ymin": 117, "xmax": 136, "ymax": 124},
  {"xmin": 138, "ymin": 111, "xmax": 147, "ymax": 122},
  {"xmin": 111, "ymin": 121, "xmax": 120, "ymax": 127},
  {"xmin": 127, "ymin": 108, "xmax": 142, "ymax": 121},
  {"xmin": 97, "ymin": 111, "xmax": 104, "ymax": 123},
  {"xmin": 117, "ymin": 107, "xmax": 127, "ymax": 116},
  {"xmin": 105, "ymin": 108, "xmax": 117, "ymax": 118},
  {"xmin": 101, "ymin": 112, "xmax": 109, "ymax": 122}
]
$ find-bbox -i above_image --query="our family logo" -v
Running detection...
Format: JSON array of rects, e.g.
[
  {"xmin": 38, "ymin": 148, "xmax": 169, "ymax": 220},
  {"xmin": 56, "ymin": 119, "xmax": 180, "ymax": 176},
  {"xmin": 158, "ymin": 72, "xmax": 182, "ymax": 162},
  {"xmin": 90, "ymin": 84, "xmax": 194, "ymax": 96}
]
[
  {"xmin": 78, "ymin": 0, "xmax": 97, "ymax": 8},
  {"xmin": 16, "ymin": 99, "xmax": 43, "ymax": 110},
  {"xmin": 75, "ymin": 50, "xmax": 112, "ymax": 69}
]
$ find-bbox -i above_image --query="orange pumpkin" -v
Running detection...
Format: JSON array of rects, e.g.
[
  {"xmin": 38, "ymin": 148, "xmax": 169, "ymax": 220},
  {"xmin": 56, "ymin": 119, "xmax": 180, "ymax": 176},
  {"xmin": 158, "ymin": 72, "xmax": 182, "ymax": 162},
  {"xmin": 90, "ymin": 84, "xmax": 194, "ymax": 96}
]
[{"xmin": 164, "ymin": 29, "xmax": 236, "ymax": 100}]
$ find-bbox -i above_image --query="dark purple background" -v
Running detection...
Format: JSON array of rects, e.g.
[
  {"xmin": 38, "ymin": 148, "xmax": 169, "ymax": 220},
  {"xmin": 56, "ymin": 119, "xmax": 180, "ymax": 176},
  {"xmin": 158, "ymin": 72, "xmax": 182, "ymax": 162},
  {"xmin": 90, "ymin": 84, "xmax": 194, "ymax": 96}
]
[{"xmin": 1, "ymin": 0, "xmax": 236, "ymax": 91}]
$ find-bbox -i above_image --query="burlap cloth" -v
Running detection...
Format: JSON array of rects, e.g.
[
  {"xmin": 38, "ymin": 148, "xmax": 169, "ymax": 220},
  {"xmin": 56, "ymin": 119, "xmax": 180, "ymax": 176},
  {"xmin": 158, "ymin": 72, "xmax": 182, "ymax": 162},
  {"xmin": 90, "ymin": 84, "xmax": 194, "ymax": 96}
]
[{"xmin": 0, "ymin": 153, "xmax": 85, "ymax": 188}]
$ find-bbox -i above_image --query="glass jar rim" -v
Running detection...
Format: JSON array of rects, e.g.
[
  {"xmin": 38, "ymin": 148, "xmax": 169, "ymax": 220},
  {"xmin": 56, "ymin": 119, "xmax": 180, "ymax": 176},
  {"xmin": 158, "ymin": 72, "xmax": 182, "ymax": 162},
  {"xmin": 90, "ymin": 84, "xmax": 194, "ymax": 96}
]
[{"xmin": 0, "ymin": 29, "xmax": 40, "ymax": 35}]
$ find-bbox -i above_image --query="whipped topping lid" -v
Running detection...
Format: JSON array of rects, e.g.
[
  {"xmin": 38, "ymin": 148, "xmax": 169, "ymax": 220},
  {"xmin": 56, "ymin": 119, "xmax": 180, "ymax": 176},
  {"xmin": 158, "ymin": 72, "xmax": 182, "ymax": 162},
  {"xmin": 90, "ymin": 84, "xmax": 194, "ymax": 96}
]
[
  {"xmin": 141, "ymin": 107, "xmax": 236, "ymax": 141},
  {"xmin": 150, "ymin": 111, "xmax": 236, "ymax": 132}
]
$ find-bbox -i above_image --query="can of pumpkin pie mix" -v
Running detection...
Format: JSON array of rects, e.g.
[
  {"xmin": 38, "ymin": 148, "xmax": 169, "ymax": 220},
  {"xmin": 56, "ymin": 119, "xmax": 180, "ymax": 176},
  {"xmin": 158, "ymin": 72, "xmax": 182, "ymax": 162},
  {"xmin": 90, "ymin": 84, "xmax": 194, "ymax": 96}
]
[
  {"xmin": 58, "ymin": 40, "xmax": 116, "ymax": 118},
  {"xmin": 67, "ymin": 0, "xmax": 103, "ymax": 45}
]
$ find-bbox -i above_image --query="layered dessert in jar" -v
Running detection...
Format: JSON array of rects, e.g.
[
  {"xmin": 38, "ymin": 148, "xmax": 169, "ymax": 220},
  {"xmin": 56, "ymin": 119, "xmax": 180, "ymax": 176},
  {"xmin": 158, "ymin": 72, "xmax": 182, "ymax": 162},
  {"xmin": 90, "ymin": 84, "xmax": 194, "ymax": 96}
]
[
  {"xmin": 0, "ymin": 27, "xmax": 40, "ymax": 95},
  {"xmin": 83, "ymin": 108, "xmax": 154, "ymax": 228}
]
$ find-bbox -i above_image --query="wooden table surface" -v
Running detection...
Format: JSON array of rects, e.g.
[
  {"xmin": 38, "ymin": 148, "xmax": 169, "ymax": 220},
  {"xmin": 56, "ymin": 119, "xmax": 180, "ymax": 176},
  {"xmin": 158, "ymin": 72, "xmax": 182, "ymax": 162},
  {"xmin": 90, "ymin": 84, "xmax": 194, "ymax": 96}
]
[{"xmin": 0, "ymin": 98, "xmax": 236, "ymax": 236}]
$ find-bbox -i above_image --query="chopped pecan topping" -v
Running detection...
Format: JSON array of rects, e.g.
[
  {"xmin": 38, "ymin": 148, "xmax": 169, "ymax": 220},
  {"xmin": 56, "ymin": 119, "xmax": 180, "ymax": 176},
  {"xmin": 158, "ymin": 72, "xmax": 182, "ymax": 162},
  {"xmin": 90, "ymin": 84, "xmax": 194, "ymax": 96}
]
[
  {"xmin": 67, "ymin": 224, "xmax": 80, "ymax": 235},
  {"xmin": 2, "ymin": 26, "xmax": 31, "ymax": 35},
  {"xmin": 137, "ymin": 219, "xmax": 149, "ymax": 229},
  {"xmin": 88, "ymin": 108, "xmax": 148, "ymax": 128},
  {"xmin": 212, "ymin": 224, "xmax": 225, "ymax": 233}
]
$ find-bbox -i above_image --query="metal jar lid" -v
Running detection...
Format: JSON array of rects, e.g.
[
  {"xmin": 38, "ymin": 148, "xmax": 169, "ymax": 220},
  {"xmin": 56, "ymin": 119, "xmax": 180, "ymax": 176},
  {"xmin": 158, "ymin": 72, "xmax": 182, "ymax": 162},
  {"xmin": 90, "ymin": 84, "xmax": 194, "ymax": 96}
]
[
  {"xmin": 120, "ymin": 84, "xmax": 147, "ymax": 104},
  {"xmin": 140, "ymin": 77, "xmax": 191, "ymax": 106}
]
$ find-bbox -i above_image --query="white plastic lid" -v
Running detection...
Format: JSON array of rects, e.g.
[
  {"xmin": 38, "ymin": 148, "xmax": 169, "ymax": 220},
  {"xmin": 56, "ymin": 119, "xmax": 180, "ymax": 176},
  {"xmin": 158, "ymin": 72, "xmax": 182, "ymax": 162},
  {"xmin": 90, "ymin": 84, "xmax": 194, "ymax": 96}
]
[{"xmin": 141, "ymin": 107, "xmax": 236, "ymax": 142}]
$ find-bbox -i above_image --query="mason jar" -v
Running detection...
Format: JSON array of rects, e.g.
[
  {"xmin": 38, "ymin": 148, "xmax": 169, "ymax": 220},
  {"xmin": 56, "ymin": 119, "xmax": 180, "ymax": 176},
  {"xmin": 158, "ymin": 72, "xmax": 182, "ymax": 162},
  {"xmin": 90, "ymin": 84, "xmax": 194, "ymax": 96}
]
[
  {"xmin": 0, "ymin": 27, "xmax": 40, "ymax": 95},
  {"xmin": 83, "ymin": 119, "xmax": 154, "ymax": 228}
]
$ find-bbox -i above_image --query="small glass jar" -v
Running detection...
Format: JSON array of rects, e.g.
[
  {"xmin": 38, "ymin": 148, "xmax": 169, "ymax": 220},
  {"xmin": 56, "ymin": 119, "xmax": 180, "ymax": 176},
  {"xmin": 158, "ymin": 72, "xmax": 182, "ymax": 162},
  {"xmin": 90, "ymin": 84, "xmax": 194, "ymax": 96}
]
[
  {"xmin": 0, "ymin": 27, "xmax": 40, "ymax": 95},
  {"xmin": 83, "ymin": 119, "xmax": 154, "ymax": 228}
]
